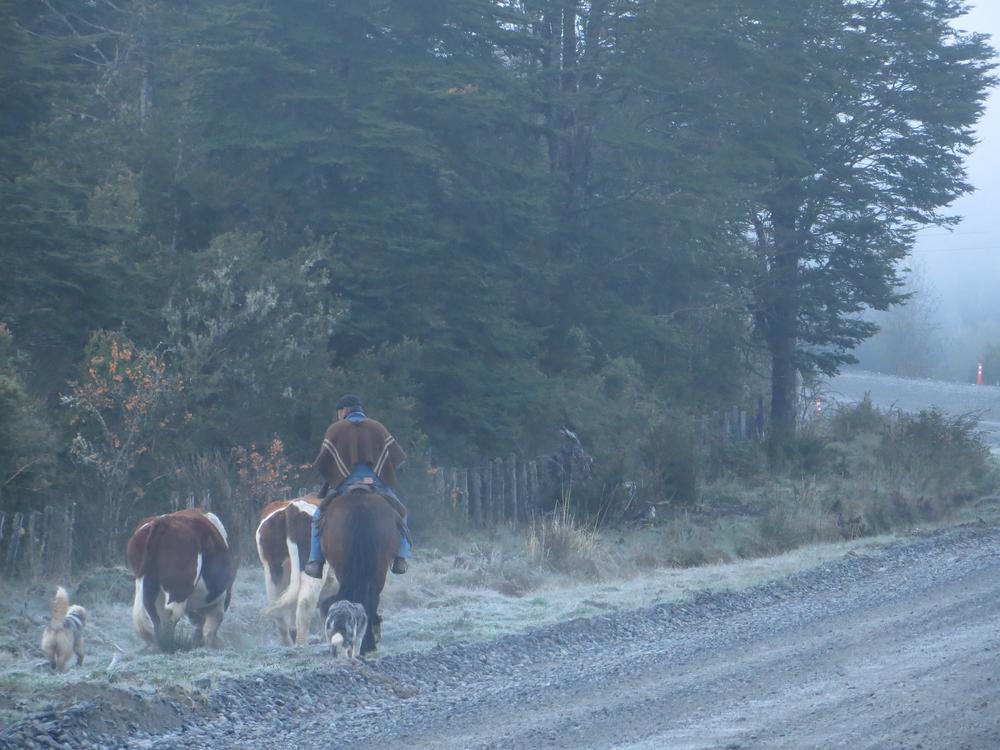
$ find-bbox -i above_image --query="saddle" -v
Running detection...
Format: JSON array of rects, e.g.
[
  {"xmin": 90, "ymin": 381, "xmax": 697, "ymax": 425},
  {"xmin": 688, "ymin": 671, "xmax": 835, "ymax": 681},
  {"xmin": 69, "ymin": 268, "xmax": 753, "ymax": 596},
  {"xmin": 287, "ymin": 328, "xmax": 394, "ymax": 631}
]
[
  {"xmin": 340, "ymin": 479, "xmax": 379, "ymax": 495},
  {"xmin": 318, "ymin": 478, "xmax": 408, "ymax": 541},
  {"xmin": 318, "ymin": 478, "xmax": 378, "ymax": 514}
]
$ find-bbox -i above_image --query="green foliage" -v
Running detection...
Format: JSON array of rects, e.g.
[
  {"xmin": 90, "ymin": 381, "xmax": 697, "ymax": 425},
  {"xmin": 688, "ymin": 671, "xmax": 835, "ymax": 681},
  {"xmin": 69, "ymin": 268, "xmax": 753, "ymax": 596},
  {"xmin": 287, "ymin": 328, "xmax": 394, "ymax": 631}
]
[
  {"xmin": 162, "ymin": 231, "xmax": 344, "ymax": 456},
  {"xmin": 0, "ymin": 324, "xmax": 55, "ymax": 511},
  {"xmin": 639, "ymin": 417, "xmax": 700, "ymax": 508},
  {"xmin": 0, "ymin": 0, "xmax": 994, "ymax": 542},
  {"xmin": 705, "ymin": 440, "xmax": 768, "ymax": 485}
]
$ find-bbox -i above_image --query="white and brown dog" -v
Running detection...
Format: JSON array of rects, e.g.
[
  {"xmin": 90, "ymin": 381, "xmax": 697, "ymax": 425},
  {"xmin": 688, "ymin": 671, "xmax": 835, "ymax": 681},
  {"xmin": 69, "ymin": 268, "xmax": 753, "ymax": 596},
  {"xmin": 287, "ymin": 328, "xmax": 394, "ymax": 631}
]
[
  {"xmin": 40, "ymin": 586, "xmax": 86, "ymax": 672},
  {"xmin": 324, "ymin": 601, "xmax": 367, "ymax": 659}
]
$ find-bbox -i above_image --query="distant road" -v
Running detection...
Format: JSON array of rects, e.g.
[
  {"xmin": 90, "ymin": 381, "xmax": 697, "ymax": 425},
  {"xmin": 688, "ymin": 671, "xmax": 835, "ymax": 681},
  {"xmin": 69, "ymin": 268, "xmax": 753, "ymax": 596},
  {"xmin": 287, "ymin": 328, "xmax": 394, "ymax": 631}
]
[{"xmin": 825, "ymin": 369, "xmax": 1000, "ymax": 448}]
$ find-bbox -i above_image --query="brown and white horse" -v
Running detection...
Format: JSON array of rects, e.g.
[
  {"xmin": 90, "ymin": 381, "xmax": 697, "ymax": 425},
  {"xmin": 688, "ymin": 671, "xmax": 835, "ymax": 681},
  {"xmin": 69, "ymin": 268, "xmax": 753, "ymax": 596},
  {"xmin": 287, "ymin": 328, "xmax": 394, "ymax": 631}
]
[
  {"xmin": 257, "ymin": 494, "xmax": 338, "ymax": 645},
  {"xmin": 126, "ymin": 508, "xmax": 237, "ymax": 649}
]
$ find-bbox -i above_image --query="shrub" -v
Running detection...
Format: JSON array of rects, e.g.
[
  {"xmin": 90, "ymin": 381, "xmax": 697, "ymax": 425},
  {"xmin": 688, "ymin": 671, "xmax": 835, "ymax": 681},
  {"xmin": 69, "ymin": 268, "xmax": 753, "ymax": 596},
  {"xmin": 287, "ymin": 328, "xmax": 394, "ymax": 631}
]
[
  {"xmin": 876, "ymin": 408, "xmax": 991, "ymax": 507},
  {"xmin": 639, "ymin": 416, "xmax": 699, "ymax": 508},
  {"xmin": 526, "ymin": 504, "xmax": 602, "ymax": 576},
  {"xmin": 61, "ymin": 330, "xmax": 181, "ymax": 558}
]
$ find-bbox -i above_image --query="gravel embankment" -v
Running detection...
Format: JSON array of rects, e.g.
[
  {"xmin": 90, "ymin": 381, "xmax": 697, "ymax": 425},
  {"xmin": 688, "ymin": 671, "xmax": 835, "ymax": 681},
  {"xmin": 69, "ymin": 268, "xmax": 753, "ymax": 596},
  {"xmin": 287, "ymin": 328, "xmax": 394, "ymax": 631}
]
[{"xmin": 5, "ymin": 521, "xmax": 1000, "ymax": 749}]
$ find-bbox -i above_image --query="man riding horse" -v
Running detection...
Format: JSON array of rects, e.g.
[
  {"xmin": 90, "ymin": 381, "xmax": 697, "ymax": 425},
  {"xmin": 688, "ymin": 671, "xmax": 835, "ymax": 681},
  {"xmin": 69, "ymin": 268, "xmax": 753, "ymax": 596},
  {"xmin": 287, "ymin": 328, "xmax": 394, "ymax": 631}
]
[{"xmin": 304, "ymin": 395, "xmax": 412, "ymax": 579}]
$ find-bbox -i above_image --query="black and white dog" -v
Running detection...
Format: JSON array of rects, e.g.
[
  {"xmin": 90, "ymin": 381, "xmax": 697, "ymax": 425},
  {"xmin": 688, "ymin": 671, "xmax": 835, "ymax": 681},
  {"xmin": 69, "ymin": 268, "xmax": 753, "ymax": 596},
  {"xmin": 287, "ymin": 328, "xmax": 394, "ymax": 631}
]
[
  {"xmin": 40, "ymin": 586, "xmax": 87, "ymax": 672},
  {"xmin": 324, "ymin": 601, "xmax": 367, "ymax": 659}
]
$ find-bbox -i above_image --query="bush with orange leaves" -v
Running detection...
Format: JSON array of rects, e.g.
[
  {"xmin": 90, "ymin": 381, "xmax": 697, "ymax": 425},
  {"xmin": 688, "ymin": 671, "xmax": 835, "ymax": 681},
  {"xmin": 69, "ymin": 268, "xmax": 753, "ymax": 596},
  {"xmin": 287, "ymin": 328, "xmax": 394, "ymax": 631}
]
[
  {"xmin": 61, "ymin": 330, "xmax": 181, "ymax": 550},
  {"xmin": 230, "ymin": 437, "xmax": 299, "ymax": 540}
]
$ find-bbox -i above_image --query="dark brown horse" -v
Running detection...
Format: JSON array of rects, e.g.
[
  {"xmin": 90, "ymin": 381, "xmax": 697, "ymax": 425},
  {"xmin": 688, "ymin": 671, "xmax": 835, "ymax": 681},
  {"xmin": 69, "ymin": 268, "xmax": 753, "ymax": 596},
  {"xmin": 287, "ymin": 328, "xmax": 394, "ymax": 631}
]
[{"xmin": 318, "ymin": 488, "xmax": 400, "ymax": 655}]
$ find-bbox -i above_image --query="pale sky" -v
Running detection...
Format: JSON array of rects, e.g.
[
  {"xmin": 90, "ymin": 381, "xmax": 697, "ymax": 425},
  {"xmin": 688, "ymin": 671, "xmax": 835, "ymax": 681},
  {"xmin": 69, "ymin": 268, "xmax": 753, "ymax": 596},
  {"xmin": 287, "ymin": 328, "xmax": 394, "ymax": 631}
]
[{"xmin": 912, "ymin": 2, "xmax": 1000, "ymax": 328}]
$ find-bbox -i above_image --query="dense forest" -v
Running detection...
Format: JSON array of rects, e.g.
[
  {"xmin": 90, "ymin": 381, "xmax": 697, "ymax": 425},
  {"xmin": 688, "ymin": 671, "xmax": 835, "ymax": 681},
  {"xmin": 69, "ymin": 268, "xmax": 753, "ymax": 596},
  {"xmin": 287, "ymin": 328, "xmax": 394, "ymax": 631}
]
[{"xmin": 0, "ymin": 1, "xmax": 994, "ymax": 537}]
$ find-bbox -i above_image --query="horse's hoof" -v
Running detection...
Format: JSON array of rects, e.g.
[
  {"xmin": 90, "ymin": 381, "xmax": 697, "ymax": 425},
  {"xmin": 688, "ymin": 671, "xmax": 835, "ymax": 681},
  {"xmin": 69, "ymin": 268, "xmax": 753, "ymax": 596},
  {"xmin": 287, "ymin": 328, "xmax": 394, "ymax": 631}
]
[{"xmin": 391, "ymin": 557, "xmax": 408, "ymax": 575}]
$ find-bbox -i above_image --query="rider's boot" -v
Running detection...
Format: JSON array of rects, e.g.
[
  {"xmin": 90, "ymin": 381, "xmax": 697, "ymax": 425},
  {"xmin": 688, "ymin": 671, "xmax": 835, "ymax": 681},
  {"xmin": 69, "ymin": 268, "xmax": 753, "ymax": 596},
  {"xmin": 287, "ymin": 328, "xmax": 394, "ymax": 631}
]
[
  {"xmin": 304, "ymin": 512, "xmax": 324, "ymax": 579},
  {"xmin": 392, "ymin": 521, "xmax": 412, "ymax": 575}
]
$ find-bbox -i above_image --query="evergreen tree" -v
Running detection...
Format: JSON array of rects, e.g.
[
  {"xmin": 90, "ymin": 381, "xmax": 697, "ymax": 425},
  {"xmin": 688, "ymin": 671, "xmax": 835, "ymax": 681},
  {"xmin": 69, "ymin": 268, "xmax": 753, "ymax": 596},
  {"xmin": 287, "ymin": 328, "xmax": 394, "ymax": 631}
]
[
  {"xmin": 0, "ymin": 324, "xmax": 55, "ymax": 512},
  {"xmin": 722, "ymin": 0, "xmax": 994, "ymax": 448},
  {"xmin": 0, "ymin": 0, "xmax": 162, "ymax": 392}
]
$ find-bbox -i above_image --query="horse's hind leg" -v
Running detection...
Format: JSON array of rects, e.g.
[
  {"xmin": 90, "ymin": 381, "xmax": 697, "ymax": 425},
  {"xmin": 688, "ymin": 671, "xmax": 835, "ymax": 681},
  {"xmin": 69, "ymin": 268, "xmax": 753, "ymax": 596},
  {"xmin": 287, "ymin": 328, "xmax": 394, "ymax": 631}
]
[
  {"xmin": 360, "ymin": 591, "xmax": 381, "ymax": 655},
  {"xmin": 294, "ymin": 573, "xmax": 325, "ymax": 646}
]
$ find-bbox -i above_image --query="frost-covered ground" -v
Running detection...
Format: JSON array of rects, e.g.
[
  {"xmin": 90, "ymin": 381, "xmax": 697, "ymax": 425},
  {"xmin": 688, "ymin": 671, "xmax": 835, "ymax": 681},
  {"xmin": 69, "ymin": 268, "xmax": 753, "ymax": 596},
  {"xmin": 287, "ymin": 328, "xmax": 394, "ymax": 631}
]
[
  {"xmin": 827, "ymin": 368, "xmax": 1000, "ymax": 448},
  {"xmin": 7, "ymin": 521, "xmax": 1000, "ymax": 750},
  {"xmin": 0, "ymin": 530, "xmax": 892, "ymax": 735}
]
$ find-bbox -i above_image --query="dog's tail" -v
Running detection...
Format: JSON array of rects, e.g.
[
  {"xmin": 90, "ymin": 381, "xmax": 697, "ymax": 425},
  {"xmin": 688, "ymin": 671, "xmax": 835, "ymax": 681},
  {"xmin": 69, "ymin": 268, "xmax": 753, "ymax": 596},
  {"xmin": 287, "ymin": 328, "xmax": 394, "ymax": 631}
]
[
  {"xmin": 50, "ymin": 586, "xmax": 69, "ymax": 628},
  {"xmin": 329, "ymin": 632, "xmax": 344, "ymax": 648}
]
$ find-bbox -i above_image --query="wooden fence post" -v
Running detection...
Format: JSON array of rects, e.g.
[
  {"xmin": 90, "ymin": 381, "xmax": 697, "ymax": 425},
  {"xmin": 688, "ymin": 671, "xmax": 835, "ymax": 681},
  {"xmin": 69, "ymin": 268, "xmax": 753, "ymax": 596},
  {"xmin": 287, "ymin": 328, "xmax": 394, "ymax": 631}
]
[
  {"xmin": 431, "ymin": 466, "xmax": 445, "ymax": 509},
  {"xmin": 67, "ymin": 502, "xmax": 77, "ymax": 578},
  {"xmin": 483, "ymin": 464, "xmax": 493, "ymax": 524},
  {"xmin": 41, "ymin": 506, "xmax": 54, "ymax": 574},
  {"xmin": 27, "ymin": 511, "xmax": 39, "ymax": 579},
  {"xmin": 505, "ymin": 454, "xmax": 517, "ymax": 523},
  {"xmin": 518, "ymin": 459, "xmax": 529, "ymax": 522},
  {"xmin": 445, "ymin": 468, "xmax": 457, "ymax": 509},
  {"xmin": 460, "ymin": 469, "xmax": 469, "ymax": 520},
  {"xmin": 5, "ymin": 512, "xmax": 25, "ymax": 578},
  {"xmin": 493, "ymin": 458, "xmax": 504, "ymax": 524},
  {"xmin": 469, "ymin": 467, "xmax": 481, "ymax": 524},
  {"xmin": 528, "ymin": 461, "xmax": 539, "ymax": 519}
]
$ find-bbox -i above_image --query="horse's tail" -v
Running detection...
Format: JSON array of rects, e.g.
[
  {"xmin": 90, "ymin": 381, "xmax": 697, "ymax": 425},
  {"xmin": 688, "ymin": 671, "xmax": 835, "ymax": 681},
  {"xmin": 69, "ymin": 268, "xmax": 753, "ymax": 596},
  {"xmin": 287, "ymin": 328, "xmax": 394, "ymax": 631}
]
[
  {"xmin": 335, "ymin": 501, "xmax": 379, "ymax": 654},
  {"xmin": 263, "ymin": 530, "xmax": 306, "ymax": 616}
]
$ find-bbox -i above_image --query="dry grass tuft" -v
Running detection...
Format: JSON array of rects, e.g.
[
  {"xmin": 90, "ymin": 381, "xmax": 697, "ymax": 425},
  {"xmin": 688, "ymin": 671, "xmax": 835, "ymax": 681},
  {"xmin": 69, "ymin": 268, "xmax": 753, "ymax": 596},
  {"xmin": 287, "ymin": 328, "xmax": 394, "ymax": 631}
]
[{"xmin": 526, "ymin": 505, "xmax": 603, "ymax": 576}]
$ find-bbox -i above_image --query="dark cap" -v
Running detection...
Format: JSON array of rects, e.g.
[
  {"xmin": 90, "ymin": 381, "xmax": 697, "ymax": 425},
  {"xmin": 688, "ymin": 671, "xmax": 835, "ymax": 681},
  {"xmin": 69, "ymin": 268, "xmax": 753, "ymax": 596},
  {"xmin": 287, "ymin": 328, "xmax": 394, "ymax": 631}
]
[{"xmin": 336, "ymin": 394, "xmax": 363, "ymax": 410}]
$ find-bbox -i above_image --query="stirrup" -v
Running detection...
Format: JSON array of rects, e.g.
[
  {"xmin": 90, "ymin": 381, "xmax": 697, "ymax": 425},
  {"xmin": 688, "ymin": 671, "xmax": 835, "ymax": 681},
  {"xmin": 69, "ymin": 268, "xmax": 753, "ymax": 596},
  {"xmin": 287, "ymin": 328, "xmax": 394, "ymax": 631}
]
[
  {"xmin": 304, "ymin": 560, "xmax": 324, "ymax": 579},
  {"xmin": 391, "ymin": 557, "xmax": 408, "ymax": 575}
]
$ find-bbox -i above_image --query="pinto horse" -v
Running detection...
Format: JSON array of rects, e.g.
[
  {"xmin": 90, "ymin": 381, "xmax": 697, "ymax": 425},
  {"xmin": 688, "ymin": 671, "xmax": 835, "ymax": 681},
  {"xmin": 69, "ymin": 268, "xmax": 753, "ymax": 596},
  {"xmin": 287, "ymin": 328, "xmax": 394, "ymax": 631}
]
[
  {"xmin": 127, "ymin": 508, "xmax": 237, "ymax": 649},
  {"xmin": 318, "ymin": 487, "xmax": 400, "ymax": 655}
]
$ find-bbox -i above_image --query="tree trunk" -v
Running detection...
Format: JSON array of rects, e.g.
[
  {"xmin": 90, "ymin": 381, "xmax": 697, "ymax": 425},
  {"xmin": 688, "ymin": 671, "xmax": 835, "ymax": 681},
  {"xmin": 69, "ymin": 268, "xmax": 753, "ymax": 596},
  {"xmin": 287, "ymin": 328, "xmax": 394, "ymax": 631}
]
[
  {"xmin": 764, "ymin": 194, "xmax": 801, "ymax": 462},
  {"xmin": 769, "ymin": 302, "xmax": 797, "ymax": 444}
]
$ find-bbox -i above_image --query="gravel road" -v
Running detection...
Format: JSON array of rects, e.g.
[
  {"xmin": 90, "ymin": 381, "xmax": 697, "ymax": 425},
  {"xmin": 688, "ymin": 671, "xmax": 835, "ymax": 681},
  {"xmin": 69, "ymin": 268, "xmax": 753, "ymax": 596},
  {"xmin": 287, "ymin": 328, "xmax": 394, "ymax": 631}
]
[{"xmin": 10, "ymin": 522, "xmax": 997, "ymax": 749}]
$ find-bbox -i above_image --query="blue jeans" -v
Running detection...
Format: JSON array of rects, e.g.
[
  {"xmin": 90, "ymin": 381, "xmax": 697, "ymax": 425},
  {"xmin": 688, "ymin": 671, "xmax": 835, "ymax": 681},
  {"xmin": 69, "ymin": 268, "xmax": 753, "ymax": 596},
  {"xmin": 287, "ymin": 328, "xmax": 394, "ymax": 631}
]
[{"xmin": 307, "ymin": 478, "xmax": 412, "ymax": 565}]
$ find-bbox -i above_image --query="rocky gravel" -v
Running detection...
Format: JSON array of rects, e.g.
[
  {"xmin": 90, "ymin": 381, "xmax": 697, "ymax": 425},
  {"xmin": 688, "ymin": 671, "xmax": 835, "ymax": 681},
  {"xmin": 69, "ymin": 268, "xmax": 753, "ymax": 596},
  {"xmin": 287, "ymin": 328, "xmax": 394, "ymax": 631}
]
[{"xmin": 4, "ymin": 521, "xmax": 1000, "ymax": 749}]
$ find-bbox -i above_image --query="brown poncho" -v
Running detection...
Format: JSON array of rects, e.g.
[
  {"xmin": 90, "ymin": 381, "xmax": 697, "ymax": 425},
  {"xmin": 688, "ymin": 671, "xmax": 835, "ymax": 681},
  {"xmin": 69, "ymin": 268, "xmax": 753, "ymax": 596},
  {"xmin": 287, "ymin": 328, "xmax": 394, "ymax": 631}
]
[{"xmin": 313, "ymin": 416, "xmax": 406, "ymax": 488}]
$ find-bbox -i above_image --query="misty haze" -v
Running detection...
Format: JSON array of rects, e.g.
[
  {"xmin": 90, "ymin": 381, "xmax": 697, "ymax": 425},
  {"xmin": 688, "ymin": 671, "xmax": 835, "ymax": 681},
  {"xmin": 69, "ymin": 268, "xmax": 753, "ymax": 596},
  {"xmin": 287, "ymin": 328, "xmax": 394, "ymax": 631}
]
[{"xmin": 2, "ymin": 2, "xmax": 1000, "ymax": 749}]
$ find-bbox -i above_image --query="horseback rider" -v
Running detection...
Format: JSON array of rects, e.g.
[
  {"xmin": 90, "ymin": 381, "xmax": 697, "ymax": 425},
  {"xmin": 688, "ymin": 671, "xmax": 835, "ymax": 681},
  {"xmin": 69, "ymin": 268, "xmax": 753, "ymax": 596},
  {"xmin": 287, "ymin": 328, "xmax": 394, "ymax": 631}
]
[{"xmin": 303, "ymin": 395, "xmax": 412, "ymax": 578}]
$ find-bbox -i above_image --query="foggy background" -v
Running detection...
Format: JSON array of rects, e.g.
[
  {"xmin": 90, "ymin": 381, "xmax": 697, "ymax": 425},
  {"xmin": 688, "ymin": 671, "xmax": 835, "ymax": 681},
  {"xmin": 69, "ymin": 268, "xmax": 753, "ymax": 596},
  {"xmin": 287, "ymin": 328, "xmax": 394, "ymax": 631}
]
[{"xmin": 857, "ymin": 3, "xmax": 1000, "ymax": 383}]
